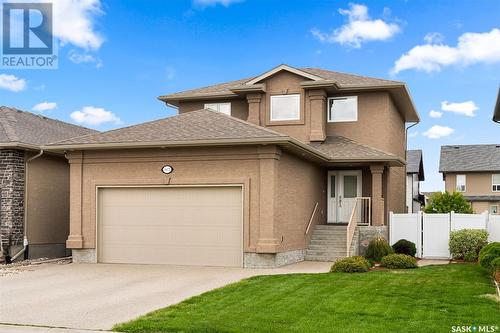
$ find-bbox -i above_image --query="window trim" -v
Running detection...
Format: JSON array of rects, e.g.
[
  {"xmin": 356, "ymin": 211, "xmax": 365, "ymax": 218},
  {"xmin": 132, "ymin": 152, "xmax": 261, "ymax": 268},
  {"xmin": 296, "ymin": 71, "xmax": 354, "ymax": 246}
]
[
  {"xmin": 456, "ymin": 174, "xmax": 466, "ymax": 192},
  {"xmin": 327, "ymin": 96, "xmax": 358, "ymax": 123},
  {"xmin": 204, "ymin": 102, "xmax": 231, "ymax": 115},
  {"xmin": 270, "ymin": 94, "xmax": 301, "ymax": 122},
  {"xmin": 492, "ymin": 174, "xmax": 500, "ymax": 192},
  {"xmin": 490, "ymin": 205, "xmax": 499, "ymax": 215}
]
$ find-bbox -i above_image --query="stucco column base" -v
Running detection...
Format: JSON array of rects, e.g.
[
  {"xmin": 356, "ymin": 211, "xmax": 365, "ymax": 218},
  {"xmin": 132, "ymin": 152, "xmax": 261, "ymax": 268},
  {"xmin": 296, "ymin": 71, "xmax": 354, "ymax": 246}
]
[
  {"xmin": 66, "ymin": 235, "xmax": 84, "ymax": 248},
  {"xmin": 370, "ymin": 164, "xmax": 385, "ymax": 226},
  {"xmin": 309, "ymin": 89, "xmax": 327, "ymax": 142},
  {"xmin": 256, "ymin": 238, "xmax": 281, "ymax": 253},
  {"xmin": 371, "ymin": 198, "xmax": 385, "ymax": 226}
]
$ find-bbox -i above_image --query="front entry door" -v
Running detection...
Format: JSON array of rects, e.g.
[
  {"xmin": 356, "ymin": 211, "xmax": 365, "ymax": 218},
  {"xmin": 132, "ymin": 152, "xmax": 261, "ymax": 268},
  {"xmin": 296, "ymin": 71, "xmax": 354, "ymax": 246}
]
[{"xmin": 327, "ymin": 170, "xmax": 362, "ymax": 223}]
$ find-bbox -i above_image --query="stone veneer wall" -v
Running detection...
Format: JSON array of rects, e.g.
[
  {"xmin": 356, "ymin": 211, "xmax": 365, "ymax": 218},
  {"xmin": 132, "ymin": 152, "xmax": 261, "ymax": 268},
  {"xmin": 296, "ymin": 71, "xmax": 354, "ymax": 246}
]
[
  {"xmin": 0, "ymin": 149, "xmax": 25, "ymax": 252},
  {"xmin": 357, "ymin": 226, "xmax": 388, "ymax": 256}
]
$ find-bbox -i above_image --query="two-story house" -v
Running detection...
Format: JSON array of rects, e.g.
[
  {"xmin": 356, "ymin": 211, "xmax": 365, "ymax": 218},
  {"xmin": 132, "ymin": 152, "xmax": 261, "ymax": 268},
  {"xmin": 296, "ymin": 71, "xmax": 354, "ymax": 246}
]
[
  {"xmin": 440, "ymin": 144, "xmax": 500, "ymax": 214},
  {"xmin": 48, "ymin": 64, "xmax": 419, "ymax": 267},
  {"xmin": 406, "ymin": 150, "xmax": 425, "ymax": 213}
]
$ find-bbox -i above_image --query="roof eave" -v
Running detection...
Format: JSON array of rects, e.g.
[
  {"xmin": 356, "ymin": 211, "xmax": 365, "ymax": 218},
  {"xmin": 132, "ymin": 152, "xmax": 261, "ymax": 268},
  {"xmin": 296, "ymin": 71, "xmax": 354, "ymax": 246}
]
[{"xmin": 158, "ymin": 91, "xmax": 239, "ymax": 105}]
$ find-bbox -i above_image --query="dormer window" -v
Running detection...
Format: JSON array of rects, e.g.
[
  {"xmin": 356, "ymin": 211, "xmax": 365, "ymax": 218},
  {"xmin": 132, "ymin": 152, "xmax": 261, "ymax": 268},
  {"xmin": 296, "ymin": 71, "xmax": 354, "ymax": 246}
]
[
  {"xmin": 270, "ymin": 94, "xmax": 300, "ymax": 121},
  {"xmin": 204, "ymin": 102, "xmax": 231, "ymax": 115},
  {"xmin": 328, "ymin": 96, "xmax": 358, "ymax": 122}
]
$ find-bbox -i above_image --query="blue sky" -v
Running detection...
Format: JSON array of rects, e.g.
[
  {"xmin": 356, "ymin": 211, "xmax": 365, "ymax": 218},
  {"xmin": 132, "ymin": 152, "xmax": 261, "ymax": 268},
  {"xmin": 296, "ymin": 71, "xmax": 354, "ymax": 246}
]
[{"xmin": 1, "ymin": 0, "xmax": 499, "ymax": 191}]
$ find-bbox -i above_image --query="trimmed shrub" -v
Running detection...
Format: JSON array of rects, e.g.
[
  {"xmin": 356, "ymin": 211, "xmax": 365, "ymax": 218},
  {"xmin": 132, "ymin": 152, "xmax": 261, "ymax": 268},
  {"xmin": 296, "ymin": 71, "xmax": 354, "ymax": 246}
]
[
  {"xmin": 380, "ymin": 254, "xmax": 418, "ymax": 269},
  {"xmin": 492, "ymin": 257, "xmax": 500, "ymax": 282},
  {"xmin": 423, "ymin": 191, "xmax": 473, "ymax": 214},
  {"xmin": 330, "ymin": 256, "xmax": 371, "ymax": 273},
  {"xmin": 365, "ymin": 237, "xmax": 393, "ymax": 262},
  {"xmin": 449, "ymin": 229, "xmax": 488, "ymax": 261},
  {"xmin": 479, "ymin": 242, "xmax": 500, "ymax": 270},
  {"xmin": 392, "ymin": 239, "xmax": 417, "ymax": 257}
]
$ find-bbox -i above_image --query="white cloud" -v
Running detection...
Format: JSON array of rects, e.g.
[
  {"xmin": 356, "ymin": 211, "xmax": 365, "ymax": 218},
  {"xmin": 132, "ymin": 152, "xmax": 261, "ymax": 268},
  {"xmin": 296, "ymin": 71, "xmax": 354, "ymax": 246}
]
[
  {"xmin": 33, "ymin": 102, "xmax": 57, "ymax": 112},
  {"xmin": 441, "ymin": 100, "xmax": 478, "ymax": 117},
  {"xmin": 68, "ymin": 50, "xmax": 103, "ymax": 67},
  {"xmin": 424, "ymin": 32, "xmax": 444, "ymax": 44},
  {"xmin": 311, "ymin": 3, "xmax": 400, "ymax": 48},
  {"xmin": 422, "ymin": 125, "xmax": 454, "ymax": 139},
  {"xmin": 193, "ymin": 0, "xmax": 243, "ymax": 7},
  {"xmin": 52, "ymin": 0, "xmax": 104, "ymax": 50},
  {"xmin": 429, "ymin": 110, "xmax": 443, "ymax": 118},
  {"xmin": 70, "ymin": 106, "xmax": 121, "ymax": 126},
  {"xmin": 0, "ymin": 74, "xmax": 27, "ymax": 92},
  {"xmin": 392, "ymin": 28, "xmax": 500, "ymax": 73}
]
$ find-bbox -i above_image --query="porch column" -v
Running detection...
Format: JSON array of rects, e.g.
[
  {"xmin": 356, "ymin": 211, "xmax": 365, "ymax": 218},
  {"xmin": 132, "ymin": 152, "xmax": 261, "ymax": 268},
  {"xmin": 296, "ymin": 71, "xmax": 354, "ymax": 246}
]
[
  {"xmin": 246, "ymin": 93, "xmax": 262, "ymax": 126},
  {"xmin": 309, "ymin": 89, "xmax": 327, "ymax": 142},
  {"xmin": 256, "ymin": 145, "xmax": 281, "ymax": 253},
  {"xmin": 66, "ymin": 151, "xmax": 84, "ymax": 248},
  {"xmin": 370, "ymin": 164, "xmax": 385, "ymax": 226}
]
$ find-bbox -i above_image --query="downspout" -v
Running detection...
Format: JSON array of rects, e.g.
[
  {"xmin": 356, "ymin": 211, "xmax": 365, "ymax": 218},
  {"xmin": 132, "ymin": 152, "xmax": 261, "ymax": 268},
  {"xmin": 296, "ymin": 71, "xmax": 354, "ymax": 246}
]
[{"xmin": 10, "ymin": 149, "xmax": 44, "ymax": 262}]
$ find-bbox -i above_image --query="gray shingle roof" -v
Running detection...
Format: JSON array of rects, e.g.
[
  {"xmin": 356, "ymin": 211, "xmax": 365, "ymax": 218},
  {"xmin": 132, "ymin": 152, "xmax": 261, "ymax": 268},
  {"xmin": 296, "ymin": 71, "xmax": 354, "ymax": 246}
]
[
  {"xmin": 407, "ymin": 149, "xmax": 424, "ymax": 180},
  {"xmin": 0, "ymin": 106, "xmax": 96, "ymax": 147},
  {"xmin": 464, "ymin": 195, "xmax": 500, "ymax": 202},
  {"xmin": 161, "ymin": 66, "xmax": 402, "ymax": 99},
  {"xmin": 440, "ymin": 144, "xmax": 500, "ymax": 172},
  {"xmin": 309, "ymin": 136, "xmax": 403, "ymax": 163},
  {"xmin": 50, "ymin": 109, "xmax": 287, "ymax": 146}
]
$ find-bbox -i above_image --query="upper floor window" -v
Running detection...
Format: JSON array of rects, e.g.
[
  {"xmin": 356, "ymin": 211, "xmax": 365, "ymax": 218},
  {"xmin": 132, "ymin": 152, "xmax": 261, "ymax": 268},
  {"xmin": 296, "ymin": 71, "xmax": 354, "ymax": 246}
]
[
  {"xmin": 270, "ymin": 94, "xmax": 300, "ymax": 121},
  {"xmin": 328, "ymin": 96, "xmax": 358, "ymax": 122},
  {"xmin": 493, "ymin": 174, "xmax": 500, "ymax": 192},
  {"xmin": 204, "ymin": 102, "xmax": 231, "ymax": 115},
  {"xmin": 456, "ymin": 174, "xmax": 466, "ymax": 192}
]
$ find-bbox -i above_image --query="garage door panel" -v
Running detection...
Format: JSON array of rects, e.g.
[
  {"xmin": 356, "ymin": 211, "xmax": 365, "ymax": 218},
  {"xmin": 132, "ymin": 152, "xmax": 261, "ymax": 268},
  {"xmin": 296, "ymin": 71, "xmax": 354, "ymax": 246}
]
[{"xmin": 98, "ymin": 186, "xmax": 243, "ymax": 267}]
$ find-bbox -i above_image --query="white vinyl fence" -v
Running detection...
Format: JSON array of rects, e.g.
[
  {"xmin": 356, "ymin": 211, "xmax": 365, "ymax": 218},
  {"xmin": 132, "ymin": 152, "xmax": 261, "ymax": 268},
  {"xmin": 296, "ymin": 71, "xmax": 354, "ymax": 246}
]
[{"xmin": 389, "ymin": 211, "xmax": 500, "ymax": 259}]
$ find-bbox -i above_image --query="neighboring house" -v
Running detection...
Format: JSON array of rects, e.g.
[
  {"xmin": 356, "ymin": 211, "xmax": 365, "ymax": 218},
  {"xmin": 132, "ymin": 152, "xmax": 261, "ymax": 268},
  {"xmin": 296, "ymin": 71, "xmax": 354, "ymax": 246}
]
[
  {"xmin": 440, "ymin": 144, "xmax": 500, "ymax": 214},
  {"xmin": 0, "ymin": 107, "xmax": 96, "ymax": 262},
  {"xmin": 494, "ymin": 86, "xmax": 499, "ymax": 123},
  {"xmin": 406, "ymin": 150, "xmax": 425, "ymax": 213},
  {"xmin": 47, "ymin": 64, "xmax": 419, "ymax": 267}
]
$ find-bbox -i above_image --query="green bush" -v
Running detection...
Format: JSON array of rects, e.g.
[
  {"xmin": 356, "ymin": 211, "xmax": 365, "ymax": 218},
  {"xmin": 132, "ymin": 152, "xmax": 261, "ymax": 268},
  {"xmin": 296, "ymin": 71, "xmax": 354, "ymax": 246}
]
[
  {"xmin": 330, "ymin": 256, "xmax": 371, "ymax": 273},
  {"xmin": 423, "ymin": 192, "xmax": 473, "ymax": 214},
  {"xmin": 449, "ymin": 229, "xmax": 488, "ymax": 261},
  {"xmin": 492, "ymin": 257, "xmax": 500, "ymax": 271},
  {"xmin": 365, "ymin": 237, "xmax": 393, "ymax": 262},
  {"xmin": 479, "ymin": 242, "xmax": 500, "ymax": 270},
  {"xmin": 392, "ymin": 239, "xmax": 417, "ymax": 257},
  {"xmin": 380, "ymin": 254, "xmax": 418, "ymax": 269}
]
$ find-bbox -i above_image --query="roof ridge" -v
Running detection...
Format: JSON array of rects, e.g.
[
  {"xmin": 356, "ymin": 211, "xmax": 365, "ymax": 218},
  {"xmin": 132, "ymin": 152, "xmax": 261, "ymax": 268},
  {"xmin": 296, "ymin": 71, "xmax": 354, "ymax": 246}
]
[
  {"xmin": 300, "ymin": 67, "xmax": 402, "ymax": 84},
  {"xmin": 0, "ymin": 106, "xmax": 20, "ymax": 141}
]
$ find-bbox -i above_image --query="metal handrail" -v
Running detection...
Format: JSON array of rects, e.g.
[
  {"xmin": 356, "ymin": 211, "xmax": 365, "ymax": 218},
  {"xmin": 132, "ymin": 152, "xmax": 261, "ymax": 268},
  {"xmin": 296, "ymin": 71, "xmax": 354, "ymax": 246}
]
[{"xmin": 305, "ymin": 202, "xmax": 319, "ymax": 235}]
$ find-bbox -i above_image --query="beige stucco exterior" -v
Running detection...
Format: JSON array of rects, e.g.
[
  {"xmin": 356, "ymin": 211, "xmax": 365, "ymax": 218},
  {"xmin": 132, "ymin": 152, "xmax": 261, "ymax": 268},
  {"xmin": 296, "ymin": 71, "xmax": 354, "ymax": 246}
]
[
  {"xmin": 25, "ymin": 152, "xmax": 70, "ymax": 258},
  {"xmin": 444, "ymin": 172, "xmax": 500, "ymax": 213}
]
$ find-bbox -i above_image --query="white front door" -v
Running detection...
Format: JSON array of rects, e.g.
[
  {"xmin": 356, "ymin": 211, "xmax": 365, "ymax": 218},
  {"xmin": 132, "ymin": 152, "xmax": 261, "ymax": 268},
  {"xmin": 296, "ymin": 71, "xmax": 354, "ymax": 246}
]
[{"xmin": 327, "ymin": 170, "xmax": 362, "ymax": 223}]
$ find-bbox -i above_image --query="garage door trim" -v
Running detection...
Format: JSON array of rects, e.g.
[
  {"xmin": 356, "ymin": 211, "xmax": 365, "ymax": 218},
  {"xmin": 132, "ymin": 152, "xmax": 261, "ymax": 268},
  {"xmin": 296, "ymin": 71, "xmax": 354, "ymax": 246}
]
[{"xmin": 95, "ymin": 184, "xmax": 244, "ymax": 266}]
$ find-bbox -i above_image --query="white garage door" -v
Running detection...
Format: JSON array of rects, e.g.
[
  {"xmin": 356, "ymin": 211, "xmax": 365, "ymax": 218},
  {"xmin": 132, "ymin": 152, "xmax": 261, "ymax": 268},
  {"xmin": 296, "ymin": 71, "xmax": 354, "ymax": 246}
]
[{"xmin": 97, "ymin": 186, "xmax": 243, "ymax": 267}]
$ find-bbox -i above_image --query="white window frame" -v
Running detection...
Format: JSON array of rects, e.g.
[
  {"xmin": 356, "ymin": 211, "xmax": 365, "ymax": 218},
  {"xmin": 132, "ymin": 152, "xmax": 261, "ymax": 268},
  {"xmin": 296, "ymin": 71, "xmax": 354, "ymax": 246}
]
[
  {"xmin": 456, "ymin": 174, "xmax": 466, "ymax": 192},
  {"xmin": 204, "ymin": 102, "xmax": 231, "ymax": 115},
  {"xmin": 327, "ymin": 96, "xmax": 358, "ymax": 123},
  {"xmin": 490, "ymin": 205, "xmax": 499, "ymax": 215},
  {"xmin": 270, "ymin": 94, "xmax": 301, "ymax": 121},
  {"xmin": 492, "ymin": 174, "xmax": 500, "ymax": 192}
]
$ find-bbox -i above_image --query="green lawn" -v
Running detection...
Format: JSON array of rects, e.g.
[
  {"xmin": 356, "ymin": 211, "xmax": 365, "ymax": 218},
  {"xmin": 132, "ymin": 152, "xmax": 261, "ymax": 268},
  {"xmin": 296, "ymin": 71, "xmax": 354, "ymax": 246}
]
[{"xmin": 114, "ymin": 264, "xmax": 500, "ymax": 333}]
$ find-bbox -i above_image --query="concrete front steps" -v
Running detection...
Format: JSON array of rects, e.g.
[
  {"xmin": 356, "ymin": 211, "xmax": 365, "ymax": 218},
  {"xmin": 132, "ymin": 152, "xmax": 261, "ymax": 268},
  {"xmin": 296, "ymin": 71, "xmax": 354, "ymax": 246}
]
[{"xmin": 305, "ymin": 224, "xmax": 358, "ymax": 262}]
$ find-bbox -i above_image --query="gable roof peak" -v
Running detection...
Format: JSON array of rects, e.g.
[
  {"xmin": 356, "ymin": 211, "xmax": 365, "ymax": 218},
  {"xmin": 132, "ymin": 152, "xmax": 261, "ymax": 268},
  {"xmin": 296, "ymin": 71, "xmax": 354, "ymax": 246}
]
[{"xmin": 245, "ymin": 64, "xmax": 323, "ymax": 85}]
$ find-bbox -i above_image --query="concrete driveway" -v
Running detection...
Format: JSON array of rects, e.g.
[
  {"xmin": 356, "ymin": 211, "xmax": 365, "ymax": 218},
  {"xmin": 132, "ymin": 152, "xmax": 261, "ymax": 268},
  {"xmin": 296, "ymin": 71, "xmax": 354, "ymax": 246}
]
[{"xmin": 0, "ymin": 261, "xmax": 330, "ymax": 331}]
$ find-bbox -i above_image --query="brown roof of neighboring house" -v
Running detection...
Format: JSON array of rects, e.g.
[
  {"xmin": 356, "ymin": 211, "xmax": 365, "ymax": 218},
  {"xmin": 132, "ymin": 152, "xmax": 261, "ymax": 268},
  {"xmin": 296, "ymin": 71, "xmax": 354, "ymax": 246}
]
[
  {"xmin": 0, "ymin": 106, "xmax": 97, "ymax": 149},
  {"xmin": 47, "ymin": 109, "xmax": 404, "ymax": 166},
  {"xmin": 309, "ymin": 136, "xmax": 403, "ymax": 163}
]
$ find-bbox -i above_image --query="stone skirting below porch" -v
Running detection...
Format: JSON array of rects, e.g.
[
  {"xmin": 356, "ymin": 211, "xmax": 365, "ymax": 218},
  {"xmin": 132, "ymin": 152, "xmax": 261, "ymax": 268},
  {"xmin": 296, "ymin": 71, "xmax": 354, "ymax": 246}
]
[
  {"xmin": 357, "ymin": 226, "xmax": 388, "ymax": 256},
  {"xmin": 244, "ymin": 249, "xmax": 305, "ymax": 268}
]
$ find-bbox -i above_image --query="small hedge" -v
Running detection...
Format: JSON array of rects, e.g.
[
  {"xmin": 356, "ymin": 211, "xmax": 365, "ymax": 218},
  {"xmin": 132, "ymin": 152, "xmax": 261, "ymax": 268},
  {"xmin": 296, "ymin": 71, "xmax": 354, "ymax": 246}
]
[
  {"xmin": 492, "ymin": 257, "xmax": 500, "ymax": 282},
  {"xmin": 392, "ymin": 239, "xmax": 417, "ymax": 257},
  {"xmin": 366, "ymin": 237, "xmax": 393, "ymax": 262},
  {"xmin": 479, "ymin": 242, "xmax": 500, "ymax": 270},
  {"xmin": 449, "ymin": 229, "xmax": 488, "ymax": 261},
  {"xmin": 330, "ymin": 256, "xmax": 371, "ymax": 273},
  {"xmin": 380, "ymin": 254, "xmax": 418, "ymax": 269}
]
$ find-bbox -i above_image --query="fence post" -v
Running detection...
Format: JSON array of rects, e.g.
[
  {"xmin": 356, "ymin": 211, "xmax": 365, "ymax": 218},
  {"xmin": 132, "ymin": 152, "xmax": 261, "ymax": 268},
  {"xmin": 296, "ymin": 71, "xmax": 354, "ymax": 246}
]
[
  {"xmin": 389, "ymin": 211, "xmax": 393, "ymax": 244},
  {"xmin": 450, "ymin": 211, "xmax": 455, "ymax": 231},
  {"xmin": 417, "ymin": 210, "xmax": 423, "ymax": 258},
  {"xmin": 484, "ymin": 210, "xmax": 489, "ymax": 231}
]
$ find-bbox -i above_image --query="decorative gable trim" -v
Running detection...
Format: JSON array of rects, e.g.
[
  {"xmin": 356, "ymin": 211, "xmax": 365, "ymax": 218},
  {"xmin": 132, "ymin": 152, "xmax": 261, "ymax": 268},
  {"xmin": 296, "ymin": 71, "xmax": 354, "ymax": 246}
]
[{"xmin": 245, "ymin": 64, "xmax": 323, "ymax": 85}]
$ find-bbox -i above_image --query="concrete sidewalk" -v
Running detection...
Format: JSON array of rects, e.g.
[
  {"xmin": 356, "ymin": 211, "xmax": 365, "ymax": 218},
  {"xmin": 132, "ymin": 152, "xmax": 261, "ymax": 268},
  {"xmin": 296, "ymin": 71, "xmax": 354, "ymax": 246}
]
[{"xmin": 0, "ymin": 324, "xmax": 116, "ymax": 333}]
